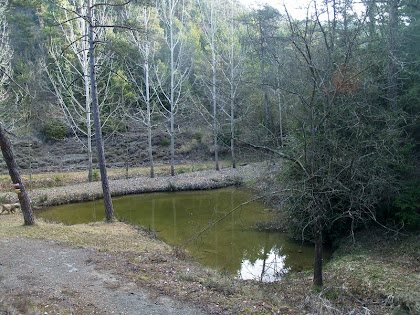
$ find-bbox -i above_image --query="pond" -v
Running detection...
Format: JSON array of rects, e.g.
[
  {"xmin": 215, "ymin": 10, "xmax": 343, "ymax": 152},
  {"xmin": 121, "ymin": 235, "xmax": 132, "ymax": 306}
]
[{"xmin": 37, "ymin": 187, "xmax": 330, "ymax": 281}]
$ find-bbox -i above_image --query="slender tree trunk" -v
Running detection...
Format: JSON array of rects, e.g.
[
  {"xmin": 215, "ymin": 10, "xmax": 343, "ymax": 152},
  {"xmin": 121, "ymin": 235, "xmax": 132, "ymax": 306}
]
[
  {"xmin": 230, "ymin": 0, "xmax": 236, "ymax": 168},
  {"xmin": 278, "ymin": 90, "xmax": 283, "ymax": 147},
  {"xmin": 388, "ymin": 0, "xmax": 399, "ymax": 111},
  {"xmin": 259, "ymin": 26, "xmax": 270, "ymax": 132},
  {"xmin": 87, "ymin": 0, "xmax": 114, "ymax": 221},
  {"xmin": 212, "ymin": 50, "xmax": 219, "ymax": 171},
  {"xmin": 145, "ymin": 46, "xmax": 154, "ymax": 178},
  {"xmin": 277, "ymin": 67, "xmax": 283, "ymax": 147},
  {"xmin": 83, "ymin": 53, "xmax": 93, "ymax": 183},
  {"xmin": 143, "ymin": 8, "xmax": 154, "ymax": 179},
  {"xmin": 367, "ymin": 0, "xmax": 376, "ymax": 48},
  {"xmin": 210, "ymin": 0, "xmax": 219, "ymax": 171},
  {"xmin": 170, "ymin": 7, "xmax": 175, "ymax": 177},
  {"xmin": 230, "ymin": 95, "xmax": 236, "ymax": 169},
  {"xmin": 80, "ymin": 0, "xmax": 93, "ymax": 183},
  {"xmin": 313, "ymin": 216, "xmax": 323, "ymax": 287},
  {"xmin": 146, "ymin": 87, "xmax": 154, "ymax": 179},
  {"xmin": 230, "ymin": 47, "xmax": 235, "ymax": 169},
  {"xmin": 0, "ymin": 123, "xmax": 34, "ymax": 225}
]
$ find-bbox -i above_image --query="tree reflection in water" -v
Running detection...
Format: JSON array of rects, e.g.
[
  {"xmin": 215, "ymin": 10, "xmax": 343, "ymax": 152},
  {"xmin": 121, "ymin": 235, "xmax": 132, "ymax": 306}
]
[{"xmin": 238, "ymin": 248, "xmax": 291, "ymax": 282}]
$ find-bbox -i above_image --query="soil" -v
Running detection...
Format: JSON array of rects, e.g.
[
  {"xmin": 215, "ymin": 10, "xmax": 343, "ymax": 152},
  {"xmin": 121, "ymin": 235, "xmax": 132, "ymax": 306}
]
[
  {"xmin": 0, "ymin": 130, "xmax": 250, "ymax": 174},
  {"xmin": 0, "ymin": 237, "xmax": 204, "ymax": 315}
]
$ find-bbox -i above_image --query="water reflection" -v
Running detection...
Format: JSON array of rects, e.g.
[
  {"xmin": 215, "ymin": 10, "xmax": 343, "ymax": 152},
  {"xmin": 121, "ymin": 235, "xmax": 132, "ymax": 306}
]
[
  {"xmin": 37, "ymin": 187, "xmax": 329, "ymax": 281},
  {"xmin": 239, "ymin": 248, "xmax": 290, "ymax": 282}
]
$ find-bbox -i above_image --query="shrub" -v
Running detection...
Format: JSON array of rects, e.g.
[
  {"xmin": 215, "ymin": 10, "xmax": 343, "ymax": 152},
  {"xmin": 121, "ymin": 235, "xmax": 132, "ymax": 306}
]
[
  {"xmin": 160, "ymin": 139, "xmax": 170, "ymax": 146},
  {"xmin": 176, "ymin": 166, "xmax": 190, "ymax": 174},
  {"xmin": 43, "ymin": 120, "xmax": 67, "ymax": 141},
  {"xmin": 393, "ymin": 179, "xmax": 420, "ymax": 230},
  {"xmin": 92, "ymin": 169, "xmax": 100, "ymax": 181}
]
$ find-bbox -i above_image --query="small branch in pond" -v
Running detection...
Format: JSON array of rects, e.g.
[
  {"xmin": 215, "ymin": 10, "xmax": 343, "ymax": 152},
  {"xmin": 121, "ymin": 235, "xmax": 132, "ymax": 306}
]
[{"xmin": 182, "ymin": 192, "xmax": 278, "ymax": 246}]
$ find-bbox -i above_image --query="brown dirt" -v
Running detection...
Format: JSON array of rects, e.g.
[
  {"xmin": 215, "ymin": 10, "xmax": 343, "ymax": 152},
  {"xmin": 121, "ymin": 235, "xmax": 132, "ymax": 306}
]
[{"xmin": 0, "ymin": 237, "xmax": 204, "ymax": 315}]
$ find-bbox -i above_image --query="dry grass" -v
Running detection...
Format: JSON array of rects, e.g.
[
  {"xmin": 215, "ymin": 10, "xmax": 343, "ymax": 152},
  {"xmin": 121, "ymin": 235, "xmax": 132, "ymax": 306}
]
[
  {"xmin": 0, "ymin": 214, "xmax": 169, "ymax": 255},
  {"xmin": 325, "ymin": 231, "xmax": 420, "ymax": 314},
  {"xmin": 0, "ymin": 161, "xmax": 231, "ymax": 193}
]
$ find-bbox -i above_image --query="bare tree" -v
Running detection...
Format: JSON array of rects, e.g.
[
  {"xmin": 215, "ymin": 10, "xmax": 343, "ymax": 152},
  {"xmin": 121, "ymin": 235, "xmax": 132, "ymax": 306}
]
[
  {"xmin": 124, "ymin": 4, "xmax": 159, "ymax": 178},
  {"xmin": 0, "ymin": 0, "xmax": 34, "ymax": 225},
  {"xmin": 156, "ymin": 0, "xmax": 189, "ymax": 176},
  {"xmin": 46, "ymin": 0, "xmax": 114, "ymax": 182},
  {"xmin": 219, "ymin": 0, "xmax": 247, "ymax": 168},
  {"xmin": 86, "ymin": 0, "xmax": 114, "ymax": 220},
  {"xmin": 198, "ymin": 0, "xmax": 220, "ymax": 171},
  {"xmin": 0, "ymin": 0, "xmax": 10, "ymax": 103}
]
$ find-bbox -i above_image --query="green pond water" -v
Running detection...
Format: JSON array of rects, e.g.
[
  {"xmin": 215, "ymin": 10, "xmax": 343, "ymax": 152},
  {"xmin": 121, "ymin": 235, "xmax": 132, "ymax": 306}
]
[{"xmin": 37, "ymin": 187, "xmax": 330, "ymax": 281}]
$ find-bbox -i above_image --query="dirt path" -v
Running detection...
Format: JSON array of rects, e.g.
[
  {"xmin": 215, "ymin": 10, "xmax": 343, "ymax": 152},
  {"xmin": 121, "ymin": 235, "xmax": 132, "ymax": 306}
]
[{"xmin": 0, "ymin": 237, "xmax": 204, "ymax": 314}]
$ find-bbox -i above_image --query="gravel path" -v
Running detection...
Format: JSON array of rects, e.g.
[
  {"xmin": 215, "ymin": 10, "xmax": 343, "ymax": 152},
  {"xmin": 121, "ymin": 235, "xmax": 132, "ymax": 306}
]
[{"xmin": 0, "ymin": 237, "xmax": 205, "ymax": 314}]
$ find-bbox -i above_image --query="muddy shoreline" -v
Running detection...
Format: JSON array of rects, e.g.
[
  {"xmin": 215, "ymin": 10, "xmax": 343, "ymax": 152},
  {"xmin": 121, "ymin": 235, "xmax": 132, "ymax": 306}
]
[{"xmin": 0, "ymin": 163, "xmax": 264, "ymax": 207}]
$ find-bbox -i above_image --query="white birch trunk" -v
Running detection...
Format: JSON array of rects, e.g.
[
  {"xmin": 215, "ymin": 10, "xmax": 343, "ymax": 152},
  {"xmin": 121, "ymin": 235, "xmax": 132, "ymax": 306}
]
[{"xmin": 143, "ymin": 8, "xmax": 155, "ymax": 178}]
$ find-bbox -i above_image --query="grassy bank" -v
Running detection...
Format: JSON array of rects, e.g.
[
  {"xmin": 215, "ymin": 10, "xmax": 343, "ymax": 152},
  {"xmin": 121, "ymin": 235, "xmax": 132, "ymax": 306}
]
[{"xmin": 1, "ymin": 213, "xmax": 418, "ymax": 314}]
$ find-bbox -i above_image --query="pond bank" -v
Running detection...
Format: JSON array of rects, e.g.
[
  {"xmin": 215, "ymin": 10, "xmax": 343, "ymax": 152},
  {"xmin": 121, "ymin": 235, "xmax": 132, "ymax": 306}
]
[
  {"xmin": 1, "ymin": 161, "xmax": 419, "ymax": 314},
  {"xmin": 0, "ymin": 162, "xmax": 264, "ymax": 207}
]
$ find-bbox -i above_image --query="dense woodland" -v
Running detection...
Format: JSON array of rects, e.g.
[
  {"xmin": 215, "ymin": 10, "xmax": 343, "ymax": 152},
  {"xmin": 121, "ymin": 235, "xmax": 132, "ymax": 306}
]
[{"xmin": 1, "ymin": 0, "xmax": 419, "ymax": 287}]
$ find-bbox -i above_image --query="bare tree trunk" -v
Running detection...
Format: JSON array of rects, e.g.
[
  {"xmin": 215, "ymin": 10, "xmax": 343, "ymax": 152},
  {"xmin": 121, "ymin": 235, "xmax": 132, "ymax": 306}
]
[
  {"xmin": 230, "ymin": 94, "xmax": 236, "ymax": 169},
  {"xmin": 80, "ymin": 0, "xmax": 93, "ymax": 183},
  {"xmin": 87, "ymin": 0, "xmax": 114, "ymax": 221},
  {"xmin": 143, "ymin": 8, "xmax": 154, "ymax": 179},
  {"xmin": 259, "ymin": 26, "xmax": 270, "ymax": 132},
  {"xmin": 388, "ymin": 0, "xmax": 399, "ymax": 111},
  {"xmin": 212, "ymin": 51, "xmax": 219, "ymax": 171},
  {"xmin": 278, "ymin": 91, "xmax": 283, "ymax": 146},
  {"xmin": 158, "ymin": 0, "xmax": 187, "ymax": 177},
  {"xmin": 145, "ymin": 43, "xmax": 154, "ymax": 178},
  {"xmin": 145, "ymin": 61, "xmax": 154, "ymax": 179},
  {"xmin": 84, "ymin": 50, "xmax": 93, "ymax": 183},
  {"xmin": 313, "ymin": 216, "xmax": 323, "ymax": 287},
  {"xmin": 210, "ymin": 0, "xmax": 219, "ymax": 171},
  {"xmin": 277, "ymin": 67, "xmax": 283, "ymax": 146},
  {"xmin": 230, "ymin": 9, "xmax": 235, "ymax": 169},
  {"xmin": 170, "ymin": 9, "xmax": 175, "ymax": 177},
  {"xmin": 0, "ymin": 123, "xmax": 34, "ymax": 225},
  {"xmin": 367, "ymin": 0, "xmax": 376, "ymax": 48}
]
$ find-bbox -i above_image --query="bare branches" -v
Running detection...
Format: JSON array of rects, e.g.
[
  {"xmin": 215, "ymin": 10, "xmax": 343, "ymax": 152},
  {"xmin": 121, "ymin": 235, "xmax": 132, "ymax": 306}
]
[{"xmin": 183, "ymin": 192, "xmax": 276, "ymax": 245}]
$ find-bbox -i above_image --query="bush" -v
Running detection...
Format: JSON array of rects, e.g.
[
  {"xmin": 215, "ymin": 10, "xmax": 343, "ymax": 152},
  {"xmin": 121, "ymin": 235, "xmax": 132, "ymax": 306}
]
[
  {"xmin": 43, "ymin": 120, "xmax": 67, "ymax": 141},
  {"xmin": 393, "ymin": 179, "xmax": 420, "ymax": 230},
  {"xmin": 92, "ymin": 169, "xmax": 100, "ymax": 181},
  {"xmin": 160, "ymin": 139, "xmax": 170, "ymax": 146}
]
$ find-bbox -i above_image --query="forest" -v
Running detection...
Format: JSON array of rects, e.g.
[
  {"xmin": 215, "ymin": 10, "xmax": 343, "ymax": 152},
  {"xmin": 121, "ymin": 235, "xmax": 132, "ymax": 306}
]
[{"xmin": 0, "ymin": 0, "xmax": 419, "ymax": 312}]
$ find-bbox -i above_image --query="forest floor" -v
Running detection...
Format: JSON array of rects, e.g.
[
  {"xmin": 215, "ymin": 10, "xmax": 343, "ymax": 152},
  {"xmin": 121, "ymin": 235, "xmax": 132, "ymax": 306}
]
[{"xmin": 0, "ymin": 162, "xmax": 419, "ymax": 314}]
